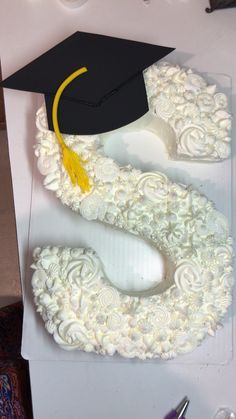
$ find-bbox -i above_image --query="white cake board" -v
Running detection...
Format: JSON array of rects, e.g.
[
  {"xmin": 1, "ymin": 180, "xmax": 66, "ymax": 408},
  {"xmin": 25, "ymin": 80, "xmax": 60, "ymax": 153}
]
[{"xmin": 21, "ymin": 72, "xmax": 233, "ymax": 364}]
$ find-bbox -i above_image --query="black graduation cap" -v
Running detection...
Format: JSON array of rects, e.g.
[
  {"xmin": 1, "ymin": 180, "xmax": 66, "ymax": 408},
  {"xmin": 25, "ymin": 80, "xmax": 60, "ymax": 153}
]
[
  {"xmin": 1, "ymin": 31, "xmax": 174, "ymax": 135},
  {"xmin": 1, "ymin": 31, "xmax": 174, "ymax": 192},
  {"xmin": 206, "ymin": 0, "xmax": 236, "ymax": 13}
]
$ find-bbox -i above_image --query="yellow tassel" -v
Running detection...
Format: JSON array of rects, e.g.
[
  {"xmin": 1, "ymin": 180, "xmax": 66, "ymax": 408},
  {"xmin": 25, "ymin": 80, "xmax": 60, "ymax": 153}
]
[
  {"xmin": 62, "ymin": 145, "xmax": 90, "ymax": 191},
  {"xmin": 52, "ymin": 67, "xmax": 91, "ymax": 193}
]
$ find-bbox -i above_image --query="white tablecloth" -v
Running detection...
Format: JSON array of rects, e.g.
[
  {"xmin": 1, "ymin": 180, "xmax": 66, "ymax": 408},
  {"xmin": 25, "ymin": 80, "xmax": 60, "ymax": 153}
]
[{"xmin": 0, "ymin": 1, "xmax": 235, "ymax": 417}]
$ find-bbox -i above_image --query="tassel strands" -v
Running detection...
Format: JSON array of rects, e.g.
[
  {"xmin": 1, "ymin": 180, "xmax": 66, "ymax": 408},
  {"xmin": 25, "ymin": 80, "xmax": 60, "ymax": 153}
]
[{"xmin": 52, "ymin": 67, "xmax": 91, "ymax": 192}]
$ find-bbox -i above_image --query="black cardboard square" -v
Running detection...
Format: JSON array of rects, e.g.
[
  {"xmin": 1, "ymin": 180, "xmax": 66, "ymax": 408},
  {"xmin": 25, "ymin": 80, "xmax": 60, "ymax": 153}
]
[{"xmin": 1, "ymin": 31, "xmax": 174, "ymax": 135}]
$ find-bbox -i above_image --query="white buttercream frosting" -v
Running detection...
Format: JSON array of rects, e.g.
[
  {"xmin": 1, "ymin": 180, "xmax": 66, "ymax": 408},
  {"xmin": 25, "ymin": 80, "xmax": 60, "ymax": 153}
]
[
  {"xmin": 32, "ymin": 239, "xmax": 233, "ymax": 359},
  {"xmin": 33, "ymin": 135, "xmax": 234, "ymax": 359},
  {"xmin": 144, "ymin": 62, "xmax": 231, "ymax": 161},
  {"xmin": 32, "ymin": 62, "xmax": 233, "ymax": 359}
]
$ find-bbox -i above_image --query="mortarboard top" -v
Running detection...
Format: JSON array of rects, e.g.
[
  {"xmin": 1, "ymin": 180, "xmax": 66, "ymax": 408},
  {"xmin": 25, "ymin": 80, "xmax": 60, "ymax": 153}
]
[
  {"xmin": 1, "ymin": 31, "xmax": 174, "ymax": 135},
  {"xmin": 1, "ymin": 31, "xmax": 174, "ymax": 192}
]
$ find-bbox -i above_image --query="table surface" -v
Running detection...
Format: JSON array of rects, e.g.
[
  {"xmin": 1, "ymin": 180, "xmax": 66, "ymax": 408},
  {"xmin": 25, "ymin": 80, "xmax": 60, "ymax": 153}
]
[{"xmin": 0, "ymin": 1, "xmax": 236, "ymax": 418}]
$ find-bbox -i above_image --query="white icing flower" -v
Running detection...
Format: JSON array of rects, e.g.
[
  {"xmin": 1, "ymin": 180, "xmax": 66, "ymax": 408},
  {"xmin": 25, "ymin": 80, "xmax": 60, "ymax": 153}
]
[
  {"xmin": 32, "ymin": 269, "xmax": 48, "ymax": 290},
  {"xmin": 219, "ymin": 119, "xmax": 232, "ymax": 130},
  {"xmin": 117, "ymin": 338, "xmax": 140, "ymax": 359},
  {"xmin": 57, "ymin": 307, "xmax": 77, "ymax": 321},
  {"xmin": 66, "ymin": 253, "xmax": 101, "ymax": 287},
  {"xmin": 114, "ymin": 188, "xmax": 129, "ymax": 203},
  {"xmin": 174, "ymin": 260, "xmax": 203, "ymax": 293},
  {"xmin": 205, "ymin": 210, "xmax": 229, "ymax": 239},
  {"xmin": 103, "ymin": 342, "xmax": 117, "ymax": 356},
  {"xmin": 182, "ymin": 103, "xmax": 199, "ymax": 118},
  {"xmin": 36, "ymin": 106, "xmax": 49, "ymax": 132},
  {"xmin": 188, "ymin": 293, "xmax": 203, "ymax": 311},
  {"xmin": 43, "ymin": 172, "xmax": 60, "ymax": 191},
  {"xmin": 35, "ymin": 133, "xmax": 59, "ymax": 157},
  {"xmin": 172, "ymin": 69, "xmax": 187, "ymax": 84},
  {"xmin": 214, "ymin": 245, "xmax": 233, "ymax": 265},
  {"xmin": 214, "ymin": 93, "xmax": 228, "ymax": 109},
  {"xmin": 184, "ymin": 74, "xmax": 207, "ymax": 92},
  {"xmin": 184, "ymin": 91, "xmax": 195, "ymax": 102},
  {"xmin": 164, "ymin": 83, "xmax": 177, "ymax": 97},
  {"xmin": 167, "ymin": 224, "xmax": 187, "ymax": 245},
  {"xmin": 39, "ymin": 292, "xmax": 52, "ymax": 306},
  {"xmin": 178, "ymin": 125, "xmax": 212, "ymax": 157},
  {"xmin": 214, "ymin": 140, "xmax": 231, "ymax": 159},
  {"xmin": 165, "ymin": 65, "xmax": 179, "ymax": 77},
  {"xmin": 197, "ymin": 93, "xmax": 215, "ymax": 112},
  {"xmin": 173, "ymin": 332, "xmax": 197, "ymax": 354},
  {"xmin": 98, "ymin": 287, "xmax": 120, "ymax": 309},
  {"xmin": 61, "ymin": 248, "xmax": 71, "ymax": 260},
  {"xmin": 152, "ymin": 306, "xmax": 170, "ymax": 326},
  {"xmin": 190, "ymin": 191, "xmax": 208, "ymax": 214},
  {"xmin": 107, "ymin": 312, "xmax": 123, "ymax": 331},
  {"xmin": 221, "ymin": 273, "xmax": 234, "ymax": 289},
  {"xmin": 171, "ymin": 94, "xmax": 186, "ymax": 105},
  {"xmin": 214, "ymin": 109, "xmax": 231, "ymax": 122},
  {"xmin": 154, "ymin": 93, "xmax": 175, "ymax": 119},
  {"xmin": 37, "ymin": 155, "xmax": 58, "ymax": 176},
  {"xmin": 95, "ymin": 158, "xmax": 119, "ymax": 182},
  {"xmin": 56, "ymin": 320, "xmax": 88, "ymax": 347},
  {"xmin": 45, "ymin": 320, "xmax": 57, "ymax": 334},
  {"xmin": 47, "ymin": 263, "xmax": 60, "ymax": 279},
  {"xmin": 70, "ymin": 248, "xmax": 83, "ymax": 258},
  {"xmin": 206, "ymin": 85, "xmax": 217, "ymax": 95},
  {"xmin": 138, "ymin": 320, "xmax": 153, "ymax": 334},
  {"xmin": 40, "ymin": 254, "xmax": 60, "ymax": 270},
  {"xmin": 137, "ymin": 172, "xmax": 169, "ymax": 202},
  {"xmin": 80, "ymin": 193, "xmax": 107, "ymax": 221},
  {"xmin": 215, "ymin": 294, "xmax": 232, "ymax": 312}
]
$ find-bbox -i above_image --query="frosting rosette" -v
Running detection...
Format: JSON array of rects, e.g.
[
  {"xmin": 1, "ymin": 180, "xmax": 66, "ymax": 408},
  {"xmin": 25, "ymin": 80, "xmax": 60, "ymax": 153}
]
[
  {"xmin": 80, "ymin": 193, "xmax": 107, "ymax": 221},
  {"xmin": 184, "ymin": 73, "xmax": 207, "ymax": 92},
  {"xmin": 137, "ymin": 172, "xmax": 169, "ymax": 203},
  {"xmin": 95, "ymin": 157, "xmax": 119, "ymax": 182},
  {"xmin": 37, "ymin": 155, "xmax": 59, "ymax": 176},
  {"xmin": 214, "ymin": 140, "xmax": 231, "ymax": 159},
  {"xmin": 154, "ymin": 93, "xmax": 175, "ymax": 119},
  {"xmin": 174, "ymin": 260, "xmax": 203, "ymax": 293},
  {"xmin": 215, "ymin": 245, "xmax": 233, "ymax": 265},
  {"xmin": 98, "ymin": 286, "xmax": 120, "ymax": 309},
  {"xmin": 36, "ymin": 107, "xmax": 49, "ymax": 132},
  {"xmin": 214, "ymin": 92, "xmax": 228, "ymax": 109},
  {"xmin": 151, "ymin": 305, "xmax": 170, "ymax": 326},
  {"xmin": 106, "ymin": 312, "xmax": 123, "ymax": 331},
  {"xmin": 197, "ymin": 93, "xmax": 215, "ymax": 112},
  {"xmin": 66, "ymin": 251, "xmax": 102, "ymax": 287},
  {"xmin": 54, "ymin": 320, "xmax": 89, "ymax": 349},
  {"xmin": 178, "ymin": 125, "xmax": 212, "ymax": 158}
]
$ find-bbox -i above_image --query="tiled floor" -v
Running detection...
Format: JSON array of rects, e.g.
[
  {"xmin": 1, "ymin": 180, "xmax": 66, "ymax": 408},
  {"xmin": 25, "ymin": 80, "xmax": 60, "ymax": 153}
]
[{"xmin": 0, "ymin": 129, "xmax": 21, "ymax": 307}]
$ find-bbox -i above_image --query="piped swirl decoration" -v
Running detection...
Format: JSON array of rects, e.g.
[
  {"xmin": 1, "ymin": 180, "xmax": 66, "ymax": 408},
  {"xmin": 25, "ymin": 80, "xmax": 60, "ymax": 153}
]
[{"xmin": 33, "ymin": 62, "xmax": 234, "ymax": 359}]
